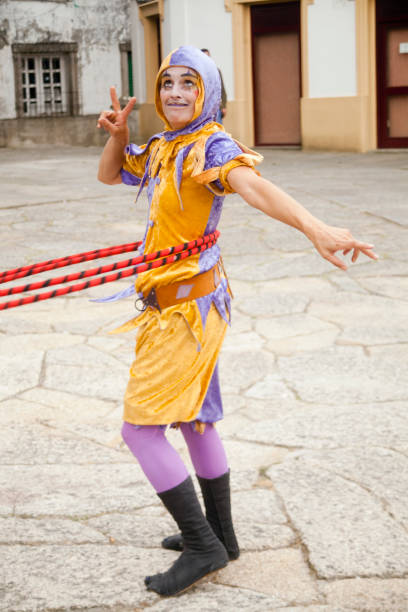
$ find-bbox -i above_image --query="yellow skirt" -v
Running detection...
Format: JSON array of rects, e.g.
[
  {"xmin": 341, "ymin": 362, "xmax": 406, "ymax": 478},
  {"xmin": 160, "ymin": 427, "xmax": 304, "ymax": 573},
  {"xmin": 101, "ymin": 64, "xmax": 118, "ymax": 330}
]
[{"xmin": 123, "ymin": 303, "xmax": 227, "ymax": 425}]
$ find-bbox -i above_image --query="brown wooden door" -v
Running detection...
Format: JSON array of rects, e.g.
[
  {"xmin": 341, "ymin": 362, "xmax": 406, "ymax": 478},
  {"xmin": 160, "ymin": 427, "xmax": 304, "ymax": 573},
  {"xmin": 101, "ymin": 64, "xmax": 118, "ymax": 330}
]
[
  {"xmin": 377, "ymin": 1, "xmax": 408, "ymax": 147},
  {"xmin": 251, "ymin": 2, "xmax": 301, "ymax": 146}
]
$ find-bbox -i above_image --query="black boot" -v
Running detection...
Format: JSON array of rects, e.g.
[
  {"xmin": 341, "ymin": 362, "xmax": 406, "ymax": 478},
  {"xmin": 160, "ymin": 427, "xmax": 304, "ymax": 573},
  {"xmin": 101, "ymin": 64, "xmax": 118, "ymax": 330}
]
[
  {"xmin": 145, "ymin": 476, "xmax": 228, "ymax": 596},
  {"xmin": 161, "ymin": 470, "xmax": 240, "ymax": 560}
]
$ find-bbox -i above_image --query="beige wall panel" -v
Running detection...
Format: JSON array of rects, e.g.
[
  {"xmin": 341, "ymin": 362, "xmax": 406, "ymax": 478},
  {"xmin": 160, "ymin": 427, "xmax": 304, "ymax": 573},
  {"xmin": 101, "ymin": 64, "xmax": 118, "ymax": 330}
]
[
  {"xmin": 230, "ymin": 2, "xmax": 254, "ymax": 145},
  {"xmin": 138, "ymin": 103, "xmax": 163, "ymax": 143},
  {"xmin": 299, "ymin": 0, "xmax": 376, "ymax": 151},
  {"xmin": 223, "ymin": 100, "xmax": 240, "ymax": 140},
  {"xmin": 301, "ymin": 96, "xmax": 374, "ymax": 152},
  {"xmin": 355, "ymin": 0, "xmax": 377, "ymax": 150}
]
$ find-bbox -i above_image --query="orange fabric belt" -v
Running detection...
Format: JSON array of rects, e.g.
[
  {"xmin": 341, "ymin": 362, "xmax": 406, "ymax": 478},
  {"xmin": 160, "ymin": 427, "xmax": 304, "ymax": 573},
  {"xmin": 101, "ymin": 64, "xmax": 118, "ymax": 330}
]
[{"xmin": 137, "ymin": 264, "xmax": 222, "ymax": 313}]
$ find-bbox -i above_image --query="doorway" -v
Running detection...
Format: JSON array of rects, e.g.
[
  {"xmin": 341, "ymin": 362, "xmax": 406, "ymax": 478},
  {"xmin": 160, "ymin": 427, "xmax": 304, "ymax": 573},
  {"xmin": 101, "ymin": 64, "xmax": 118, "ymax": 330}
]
[
  {"xmin": 251, "ymin": 2, "xmax": 301, "ymax": 146},
  {"xmin": 377, "ymin": 0, "xmax": 408, "ymax": 147}
]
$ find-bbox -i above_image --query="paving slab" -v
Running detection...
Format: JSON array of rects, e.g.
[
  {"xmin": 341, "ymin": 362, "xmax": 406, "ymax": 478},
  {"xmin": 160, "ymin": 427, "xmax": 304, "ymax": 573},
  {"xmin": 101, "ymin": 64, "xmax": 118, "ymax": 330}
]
[
  {"xmin": 43, "ymin": 361, "xmax": 128, "ymax": 402},
  {"xmin": 278, "ymin": 345, "xmax": 407, "ymax": 404},
  {"xmin": 302, "ymin": 447, "xmax": 408, "ymax": 528},
  {"xmin": 0, "ymin": 354, "xmax": 44, "ymax": 401},
  {"xmin": 0, "ymin": 517, "xmax": 107, "ymax": 544},
  {"xmin": 17, "ymin": 387, "xmax": 117, "ymax": 418},
  {"xmin": 267, "ymin": 459, "xmax": 408, "ymax": 578},
  {"xmin": 256, "ymin": 313, "xmax": 339, "ymax": 355},
  {"xmin": 308, "ymin": 292, "xmax": 408, "ymax": 345},
  {"xmin": 0, "ymin": 423, "xmax": 126, "ymax": 465},
  {"xmin": 149, "ymin": 583, "xmax": 283, "ymax": 611},
  {"xmin": 273, "ymin": 608, "xmax": 352, "ymax": 612},
  {"xmin": 0, "ymin": 545, "xmax": 161, "ymax": 610},
  {"xmin": 238, "ymin": 402, "xmax": 408, "ymax": 450},
  {"xmin": 218, "ymin": 349, "xmax": 275, "ymax": 392},
  {"xmin": 320, "ymin": 578, "xmax": 408, "ymax": 612},
  {"xmin": 1, "ymin": 146, "xmax": 407, "ymax": 610},
  {"xmin": 220, "ymin": 438, "xmax": 289, "ymax": 473},
  {"xmin": 214, "ymin": 548, "xmax": 321, "ymax": 605},
  {"xmin": 357, "ymin": 274, "xmax": 408, "ymax": 300},
  {"xmin": 0, "ymin": 463, "xmax": 153, "ymax": 517}
]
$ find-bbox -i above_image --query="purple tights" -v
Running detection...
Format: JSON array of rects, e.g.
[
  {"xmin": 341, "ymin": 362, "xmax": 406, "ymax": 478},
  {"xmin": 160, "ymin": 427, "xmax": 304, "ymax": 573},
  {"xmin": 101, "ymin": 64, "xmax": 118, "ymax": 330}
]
[{"xmin": 121, "ymin": 421, "xmax": 228, "ymax": 493}]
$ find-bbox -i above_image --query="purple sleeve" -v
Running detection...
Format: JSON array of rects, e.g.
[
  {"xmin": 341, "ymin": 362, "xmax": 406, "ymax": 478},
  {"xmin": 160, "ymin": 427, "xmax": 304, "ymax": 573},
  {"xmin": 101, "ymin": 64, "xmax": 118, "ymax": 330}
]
[
  {"xmin": 120, "ymin": 168, "xmax": 142, "ymax": 186},
  {"xmin": 120, "ymin": 141, "xmax": 155, "ymax": 186},
  {"xmin": 203, "ymin": 133, "xmax": 242, "ymax": 171}
]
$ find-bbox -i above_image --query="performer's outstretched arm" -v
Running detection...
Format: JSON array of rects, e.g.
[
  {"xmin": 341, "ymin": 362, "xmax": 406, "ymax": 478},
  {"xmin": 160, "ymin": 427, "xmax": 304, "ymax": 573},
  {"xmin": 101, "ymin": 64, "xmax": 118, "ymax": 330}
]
[
  {"xmin": 227, "ymin": 165, "xmax": 378, "ymax": 271},
  {"xmin": 97, "ymin": 86, "xmax": 137, "ymax": 185}
]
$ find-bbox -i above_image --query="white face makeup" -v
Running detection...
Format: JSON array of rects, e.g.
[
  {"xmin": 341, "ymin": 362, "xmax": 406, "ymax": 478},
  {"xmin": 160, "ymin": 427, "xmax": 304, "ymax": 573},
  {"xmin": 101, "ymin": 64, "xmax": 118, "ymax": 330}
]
[{"xmin": 159, "ymin": 66, "xmax": 199, "ymax": 130}]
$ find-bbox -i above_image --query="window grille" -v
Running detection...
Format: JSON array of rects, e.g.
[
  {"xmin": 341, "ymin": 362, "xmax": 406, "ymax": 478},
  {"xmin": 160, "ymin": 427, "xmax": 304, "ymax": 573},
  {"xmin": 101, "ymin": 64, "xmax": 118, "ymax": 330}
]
[
  {"xmin": 12, "ymin": 43, "xmax": 79, "ymax": 118},
  {"xmin": 20, "ymin": 55, "xmax": 68, "ymax": 116}
]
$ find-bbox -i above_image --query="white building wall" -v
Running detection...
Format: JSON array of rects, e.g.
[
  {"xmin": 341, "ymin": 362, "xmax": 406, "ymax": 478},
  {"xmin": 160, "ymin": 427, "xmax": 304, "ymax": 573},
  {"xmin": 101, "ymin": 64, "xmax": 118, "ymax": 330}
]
[
  {"xmin": 81, "ymin": 47, "xmax": 122, "ymax": 116},
  {"xmin": 130, "ymin": 1, "xmax": 146, "ymax": 104},
  {"xmin": 0, "ymin": 46, "xmax": 15, "ymax": 118},
  {"xmin": 0, "ymin": 0, "xmax": 130, "ymax": 119},
  {"xmin": 307, "ymin": 0, "xmax": 357, "ymax": 98},
  {"xmin": 162, "ymin": 0, "xmax": 234, "ymax": 99},
  {"xmin": 70, "ymin": 1, "xmax": 130, "ymax": 115}
]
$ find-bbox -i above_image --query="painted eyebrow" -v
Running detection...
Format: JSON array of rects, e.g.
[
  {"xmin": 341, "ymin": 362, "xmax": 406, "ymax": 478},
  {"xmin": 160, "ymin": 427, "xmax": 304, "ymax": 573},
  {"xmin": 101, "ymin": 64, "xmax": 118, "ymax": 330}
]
[{"xmin": 161, "ymin": 71, "xmax": 197, "ymax": 78}]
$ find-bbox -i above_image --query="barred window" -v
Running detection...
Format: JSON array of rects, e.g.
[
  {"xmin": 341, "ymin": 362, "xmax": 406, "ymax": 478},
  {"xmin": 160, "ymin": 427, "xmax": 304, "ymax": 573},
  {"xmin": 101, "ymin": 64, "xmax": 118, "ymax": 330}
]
[
  {"xmin": 13, "ymin": 43, "xmax": 79, "ymax": 118},
  {"xmin": 20, "ymin": 55, "xmax": 68, "ymax": 116}
]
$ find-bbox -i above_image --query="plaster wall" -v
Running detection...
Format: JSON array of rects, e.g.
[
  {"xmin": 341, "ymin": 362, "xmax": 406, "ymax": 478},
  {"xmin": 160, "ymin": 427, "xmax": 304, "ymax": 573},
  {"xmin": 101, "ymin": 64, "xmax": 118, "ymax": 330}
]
[
  {"xmin": 130, "ymin": 1, "xmax": 146, "ymax": 104},
  {"xmin": 0, "ymin": 0, "xmax": 130, "ymax": 120},
  {"xmin": 81, "ymin": 47, "xmax": 122, "ymax": 116},
  {"xmin": 0, "ymin": 46, "xmax": 15, "ymax": 117},
  {"xmin": 163, "ymin": 0, "xmax": 234, "ymax": 99},
  {"xmin": 307, "ymin": 0, "xmax": 357, "ymax": 98},
  {"xmin": 301, "ymin": 95, "xmax": 366, "ymax": 151}
]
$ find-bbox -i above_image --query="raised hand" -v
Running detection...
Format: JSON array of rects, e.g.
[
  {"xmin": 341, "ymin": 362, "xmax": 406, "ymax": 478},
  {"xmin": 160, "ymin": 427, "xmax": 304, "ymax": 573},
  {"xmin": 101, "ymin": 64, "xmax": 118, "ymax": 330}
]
[
  {"xmin": 96, "ymin": 87, "xmax": 137, "ymax": 184},
  {"xmin": 97, "ymin": 86, "xmax": 137, "ymax": 140}
]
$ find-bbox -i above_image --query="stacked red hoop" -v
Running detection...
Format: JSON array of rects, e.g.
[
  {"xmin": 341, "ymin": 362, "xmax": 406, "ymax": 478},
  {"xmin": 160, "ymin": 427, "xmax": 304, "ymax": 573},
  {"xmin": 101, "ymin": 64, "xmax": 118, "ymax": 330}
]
[{"xmin": 0, "ymin": 231, "xmax": 220, "ymax": 311}]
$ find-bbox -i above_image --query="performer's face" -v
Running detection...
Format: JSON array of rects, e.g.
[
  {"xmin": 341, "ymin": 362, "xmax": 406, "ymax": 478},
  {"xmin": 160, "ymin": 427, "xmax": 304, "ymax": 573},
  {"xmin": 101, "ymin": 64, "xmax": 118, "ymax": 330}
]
[{"xmin": 159, "ymin": 66, "xmax": 199, "ymax": 129}]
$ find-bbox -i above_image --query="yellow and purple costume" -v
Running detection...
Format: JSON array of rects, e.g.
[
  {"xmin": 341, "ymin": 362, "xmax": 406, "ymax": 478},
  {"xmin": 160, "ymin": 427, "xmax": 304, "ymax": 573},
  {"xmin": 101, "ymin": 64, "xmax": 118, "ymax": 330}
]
[{"xmin": 117, "ymin": 46, "xmax": 262, "ymax": 426}]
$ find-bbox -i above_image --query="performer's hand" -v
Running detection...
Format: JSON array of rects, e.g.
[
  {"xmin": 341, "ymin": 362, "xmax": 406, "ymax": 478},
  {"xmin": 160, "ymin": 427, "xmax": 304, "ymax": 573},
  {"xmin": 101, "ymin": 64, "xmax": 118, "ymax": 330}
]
[
  {"xmin": 97, "ymin": 86, "xmax": 137, "ymax": 140},
  {"xmin": 307, "ymin": 222, "xmax": 378, "ymax": 270}
]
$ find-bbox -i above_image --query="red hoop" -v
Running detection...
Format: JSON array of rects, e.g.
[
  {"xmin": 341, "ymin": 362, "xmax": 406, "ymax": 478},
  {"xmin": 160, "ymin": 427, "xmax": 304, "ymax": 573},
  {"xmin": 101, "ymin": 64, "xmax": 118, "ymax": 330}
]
[{"xmin": 0, "ymin": 232, "xmax": 220, "ymax": 311}]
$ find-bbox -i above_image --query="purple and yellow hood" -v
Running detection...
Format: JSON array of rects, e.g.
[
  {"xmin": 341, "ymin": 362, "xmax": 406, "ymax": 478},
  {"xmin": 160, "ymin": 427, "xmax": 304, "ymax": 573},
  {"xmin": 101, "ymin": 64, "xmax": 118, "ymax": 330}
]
[{"xmin": 155, "ymin": 46, "xmax": 221, "ymax": 137}]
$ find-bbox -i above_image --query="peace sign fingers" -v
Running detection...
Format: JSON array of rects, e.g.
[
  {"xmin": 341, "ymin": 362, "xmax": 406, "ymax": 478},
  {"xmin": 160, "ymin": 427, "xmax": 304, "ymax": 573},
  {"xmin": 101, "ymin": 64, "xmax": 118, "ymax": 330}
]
[
  {"xmin": 121, "ymin": 96, "xmax": 137, "ymax": 120},
  {"xmin": 110, "ymin": 86, "xmax": 121, "ymax": 113},
  {"xmin": 97, "ymin": 86, "xmax": 137, "ymax": 140},
  {"xmin": 109, "ymin": 86, "xmax": 136, "ymax": 121}
]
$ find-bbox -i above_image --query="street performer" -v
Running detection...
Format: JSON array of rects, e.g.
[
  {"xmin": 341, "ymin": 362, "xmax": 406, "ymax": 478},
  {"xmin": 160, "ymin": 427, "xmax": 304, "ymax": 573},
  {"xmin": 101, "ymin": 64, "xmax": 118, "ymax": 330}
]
[{"xmin": 96, "ymin": 45, "xmax": 377, "ymax": 597}]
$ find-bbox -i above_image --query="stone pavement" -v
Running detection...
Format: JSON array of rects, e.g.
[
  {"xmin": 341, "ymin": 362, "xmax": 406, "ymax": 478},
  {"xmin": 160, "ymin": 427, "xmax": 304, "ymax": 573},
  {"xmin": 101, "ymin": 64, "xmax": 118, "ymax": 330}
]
[{"xmin": 0, "ymin": 145, "xmax": 407, "ymax": 611}]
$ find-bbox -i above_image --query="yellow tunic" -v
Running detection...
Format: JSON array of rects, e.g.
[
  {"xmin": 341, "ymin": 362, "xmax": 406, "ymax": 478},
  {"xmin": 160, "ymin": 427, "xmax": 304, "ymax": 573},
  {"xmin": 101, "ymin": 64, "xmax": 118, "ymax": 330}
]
[{"xmin": 114, "ymin": 124, "xmax": 261, "ymax": 426}]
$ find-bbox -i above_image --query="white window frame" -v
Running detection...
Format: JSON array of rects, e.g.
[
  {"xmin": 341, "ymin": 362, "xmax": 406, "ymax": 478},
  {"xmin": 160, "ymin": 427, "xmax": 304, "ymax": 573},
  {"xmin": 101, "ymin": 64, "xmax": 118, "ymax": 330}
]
[
  {"xmin": 12, "ymin": 43, "xmax": 79, "ymax": 118},
  {"xmin": 20, "ymin": 55, "xmax": 68, "ymax": 117},
  {"xmin": 120, "ymin": 42, "xmax": 133, "ymax": 102}
]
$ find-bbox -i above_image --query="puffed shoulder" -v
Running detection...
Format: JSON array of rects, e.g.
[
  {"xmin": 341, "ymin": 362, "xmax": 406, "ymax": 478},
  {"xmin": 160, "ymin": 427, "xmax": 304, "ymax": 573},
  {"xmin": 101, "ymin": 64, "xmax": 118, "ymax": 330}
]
[
  {"xmin": 190, "ymin": 131, "xmax": 263, "ymax": 195},
  {"xmin": 121, "ymin": 135, "xmax": 161, "ymax": 185}
]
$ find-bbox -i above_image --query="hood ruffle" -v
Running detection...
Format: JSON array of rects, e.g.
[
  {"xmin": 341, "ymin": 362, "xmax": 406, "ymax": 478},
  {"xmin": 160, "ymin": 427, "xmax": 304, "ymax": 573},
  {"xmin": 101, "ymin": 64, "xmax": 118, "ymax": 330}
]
[{"xmin": 155, "ymin": 45, "xmax": 221, "ymax": 137}]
